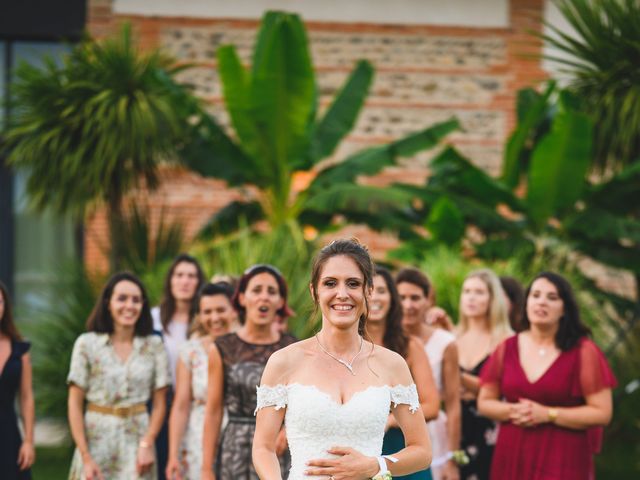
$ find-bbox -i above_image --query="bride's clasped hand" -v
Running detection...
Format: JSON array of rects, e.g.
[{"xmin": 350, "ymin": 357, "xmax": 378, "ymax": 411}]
[{"xmin": 252, "ymin": 239, "xmax": 432, "ymax": 480}]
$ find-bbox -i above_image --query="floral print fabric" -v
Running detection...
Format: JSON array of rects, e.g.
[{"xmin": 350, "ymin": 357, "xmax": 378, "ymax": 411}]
[
  {"xmin": 67, "ymin": 332, "xmax": 170, "ymax": 480},
  {"xmin": 176, "ymin": 338, "xmax": 210, "ymax": 479}
]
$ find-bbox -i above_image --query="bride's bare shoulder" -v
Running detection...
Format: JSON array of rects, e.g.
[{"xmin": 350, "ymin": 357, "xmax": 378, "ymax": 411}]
[
  {"xmin": 369, "ymin": 342, "xmax": 414, "ymax": 385},
  {"xmin": 261, "ymin": 338, "xmax": 315, "ymax": 385}
]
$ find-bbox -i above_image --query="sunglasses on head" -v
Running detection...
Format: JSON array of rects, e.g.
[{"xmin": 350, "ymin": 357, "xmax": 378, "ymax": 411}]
[{"xmin": 243, "ymin": 264, "xmax": 283, "ymax": 278}]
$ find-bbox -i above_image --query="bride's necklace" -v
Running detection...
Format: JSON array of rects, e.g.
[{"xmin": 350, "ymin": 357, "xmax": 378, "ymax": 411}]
[{"xmin": 315, "ymin": 334, "xmax": 364, "ymax": 376}]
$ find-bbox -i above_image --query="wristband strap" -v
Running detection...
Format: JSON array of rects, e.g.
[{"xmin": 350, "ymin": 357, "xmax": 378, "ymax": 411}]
[
  {"xmin": 371, "ymin": 455, "xmax": 397, "ymax": 479},
  {"xmin": 547, "ymin": 408, "xmax": 559, "ymax": 423}
]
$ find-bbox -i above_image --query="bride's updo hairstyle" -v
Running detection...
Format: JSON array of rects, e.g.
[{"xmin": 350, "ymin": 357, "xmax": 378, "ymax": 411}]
[{"xmin": 310, "ymin": 238, "xmax": 374, "ymax": 335}]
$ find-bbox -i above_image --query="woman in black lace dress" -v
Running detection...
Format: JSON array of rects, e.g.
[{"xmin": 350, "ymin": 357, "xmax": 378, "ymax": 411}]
[
  {"xmin": 0, "ymin": 281, "xmax": 35, "ymax": 479},
  {"xmin": 201, "ymin": 265, "xmax": 296, "ymax": 480}
]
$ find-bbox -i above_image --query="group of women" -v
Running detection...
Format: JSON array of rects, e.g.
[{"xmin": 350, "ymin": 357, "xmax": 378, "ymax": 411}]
[{"xmin": 0, "ymin": 238, "xmax": 616, "ymax": 480}]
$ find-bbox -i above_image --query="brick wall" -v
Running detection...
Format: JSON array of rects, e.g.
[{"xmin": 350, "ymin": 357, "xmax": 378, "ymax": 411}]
[{"xmin": 84, "ymin": 0, "xmax": 547, "ymax": 269}]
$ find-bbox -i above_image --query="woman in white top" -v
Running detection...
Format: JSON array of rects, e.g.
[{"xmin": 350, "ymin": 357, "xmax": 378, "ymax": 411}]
[
  {"xmin": 166, "ymin": 282, "xmax": 235, "ymax": 480},
  {"xmin": 152, "ymin": 253, "xmax": 206, "ymax": 480},
  {"xmin": 253, "ymin": 239, "xmax": 431, "ymax": 480},
  {"xmin": 152, "ymin": 254, "xmax": 206, "ymax": 383},
  {"xmin": 396, "ymin": 268, "xmax": 461, "ymax": 480}
]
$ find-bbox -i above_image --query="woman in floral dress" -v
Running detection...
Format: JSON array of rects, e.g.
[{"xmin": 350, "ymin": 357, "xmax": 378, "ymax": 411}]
[
  {"xmin": 166, "ymin": 282, "xmax": 235, "ymax": 479},
  {"xmin": 67, "ymin": 272, "xmax": 170, "ymax": 480}
]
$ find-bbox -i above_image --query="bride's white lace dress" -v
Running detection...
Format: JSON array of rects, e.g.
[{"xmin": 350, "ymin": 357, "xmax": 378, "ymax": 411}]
[{"xmin": 256, "ymin": 383, "xmax": 419, "ymax": 480}]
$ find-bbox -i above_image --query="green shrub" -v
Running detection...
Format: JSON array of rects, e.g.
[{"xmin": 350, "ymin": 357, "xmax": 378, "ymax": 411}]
[{"xmin": 25, "ymin": 263, "xmax": 102, "ymax": 419}]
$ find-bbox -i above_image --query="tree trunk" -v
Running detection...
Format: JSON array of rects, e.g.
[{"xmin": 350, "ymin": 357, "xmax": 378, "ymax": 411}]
[{"xmin": 107, "ymin": 191, "xmax": 124, "ymax": 273}]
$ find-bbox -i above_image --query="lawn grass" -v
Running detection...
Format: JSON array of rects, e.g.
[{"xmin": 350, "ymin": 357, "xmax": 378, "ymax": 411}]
[
  {"xmin": 32, "ymin": 445, "xmax": 73, "ymax": 479},
  {"xmin": 31, "ymin": 437, "xmax": 638, "ymax": 479}
]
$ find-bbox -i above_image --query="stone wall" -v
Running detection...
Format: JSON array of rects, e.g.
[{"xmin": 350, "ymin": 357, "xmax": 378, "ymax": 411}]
[{"xmin": 84, "ymin": 0, "xmax": 547, "ymax": 268}]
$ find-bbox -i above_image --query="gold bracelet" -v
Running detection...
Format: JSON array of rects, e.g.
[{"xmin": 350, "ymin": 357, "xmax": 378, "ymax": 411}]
[
  {"xmin": 139, "ymin": 439, "xmax": 152, "ymax": 449},
  {"xmin": 547, "ymin": 408, "xmax": 559, "ymax": 423}
]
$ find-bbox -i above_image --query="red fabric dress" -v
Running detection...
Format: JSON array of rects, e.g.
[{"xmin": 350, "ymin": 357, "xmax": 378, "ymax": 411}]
[{"xmin": 480, "ymin": 335, "xmax": 616, "ymax": 480}]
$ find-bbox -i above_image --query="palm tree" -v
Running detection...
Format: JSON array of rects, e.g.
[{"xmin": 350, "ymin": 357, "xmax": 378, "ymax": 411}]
[
  {"xmin": 3, "ymin": 24, "xmax": 199, "ymax": 270},
  {"xmin": 542, "ymin": 0, "xmax": 640, "ymax": 172},
  {"xmin": 182, "ymin": 11, "xmax": 458, "ymax": 238}
]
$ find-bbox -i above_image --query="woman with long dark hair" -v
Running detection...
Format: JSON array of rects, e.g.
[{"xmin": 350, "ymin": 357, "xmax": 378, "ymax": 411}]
[
  {"xmin": 253, "ymin": 240, "xmax": 431, "ymax": 480},
  {"xmin": 0, "ymin": 281, "xmax": 35, "ymax": 479},
  {"xmin": 201, "ymin": 265, "xmax": 296, "ymax": 480},
  {"xmin": 152, "ymin": 254, "xmax": 206, "ymax": 384},
  {"xmin": 369, "ymin": 266, "xmax": 439, "ymax": 480},
  {"xmin": 478, "ymin": 272, "xmax": 616, "ymax": 479},
  {"xmin": 397, "ymin": 268, "xmax": 462, "ymax": 480},
  {"xmin": 152, "ymin": 254, "xmax": 205, "ymax": 479},
  {"xmin": 67, "ymin": 272, "xmax": 170, "ymax": 480}
]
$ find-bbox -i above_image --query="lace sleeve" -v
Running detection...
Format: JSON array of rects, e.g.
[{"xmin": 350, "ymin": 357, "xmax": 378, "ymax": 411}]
[
  {"xmin": 255, "ymin": 384, "xmax": 288, "ymax": 415},
  {"xmin": 390, "ymin": 384, "xmax": 419, "ymax": 413}
]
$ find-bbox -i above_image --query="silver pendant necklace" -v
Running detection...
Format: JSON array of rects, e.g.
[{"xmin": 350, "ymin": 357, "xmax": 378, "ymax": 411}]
[{"xmin": 315, "ymin": 334, "xmax": 364, "ymax": 376}]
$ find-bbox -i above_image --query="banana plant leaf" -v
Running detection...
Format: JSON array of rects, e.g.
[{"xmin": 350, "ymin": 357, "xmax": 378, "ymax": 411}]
[
  {"xmin": 179, "ymin": 113, "xmax": 259, "ymax": 187},
  {"xmin": 502, "ymin": 82, "xmax": 556, "ymax": 188},
  {"xmin": 309, "ymin": 118, "xmax": 460, "ymax": 190},
  {"xmin": 217, "ymin": 45, "xmax": 264, "ymax": 163},
  {"xmin": 304, "ymin": 183, "xmax": 418, "ymax": 234},
  {"xmin": 580, "ymin": 162, "xmax": 640, "ymax": 214},
  {"xmin": 198, "ymin": 200, "xmax": 265, "ymax": 238},
  {"xmin": 307, "ymin": 60, "xmax": 374, "ymax": 166},
  {"xmin": 526, "ymin": 99, "xmax": 592, "ymax": 230},
  {"xmin": 429, "ymin": 147, "xmax": 523, "ymax": 211},
  {"xmin": 249, "ymin": 11, "xmax": 316, "ymax": 174},
  {"xmin": 424, "ymin": 197, "xmax": 466, "ymax": 245}
]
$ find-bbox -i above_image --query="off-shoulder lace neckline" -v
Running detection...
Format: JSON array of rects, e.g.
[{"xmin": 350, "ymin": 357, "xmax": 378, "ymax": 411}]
[{"xmin": 267, "ymin": 382, "xmax": 414, "ymax": 408}]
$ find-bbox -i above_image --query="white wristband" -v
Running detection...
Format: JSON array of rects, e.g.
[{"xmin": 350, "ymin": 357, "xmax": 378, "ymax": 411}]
[{"xmin": 376, "ymin": 456, "xmax": 388, "ymax": 475}]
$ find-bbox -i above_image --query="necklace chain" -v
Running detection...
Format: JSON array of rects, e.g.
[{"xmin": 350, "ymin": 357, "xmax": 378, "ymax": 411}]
[{"xmin": 315, "ymin": 334, "xmax": 364, "ymax": 376}]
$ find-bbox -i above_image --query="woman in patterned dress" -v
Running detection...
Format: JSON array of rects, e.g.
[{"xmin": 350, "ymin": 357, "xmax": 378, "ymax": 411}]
[
  {"xmin": 67, "ymin": 272, "xmax": 170, "ymax": 480},
  {"xmin": 166, "ymin": 282, "xmax": 235, "ymax": 479},
  {"xmin": 201, "ymin": 265, "xmax": 296, "ymax": 480},
  {"xmin": 455, "ymin": 269, "xmax": 512, "ymax": 480}
]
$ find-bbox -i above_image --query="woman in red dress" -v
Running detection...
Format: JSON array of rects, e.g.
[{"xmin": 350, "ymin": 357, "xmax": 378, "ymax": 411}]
[{"xmin": 478, "ymin": 272, "xmax": 616, "ymax": 479}]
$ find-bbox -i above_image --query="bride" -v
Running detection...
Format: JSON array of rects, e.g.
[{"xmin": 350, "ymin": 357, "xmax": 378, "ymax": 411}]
[{"xmin": 253, "ymin": 239, "xmax": 431, "ymax": 480}]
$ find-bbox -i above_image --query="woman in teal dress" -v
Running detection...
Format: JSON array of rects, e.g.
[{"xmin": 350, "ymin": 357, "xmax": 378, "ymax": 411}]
[{"xmin": 370, "ymin": 266, "xmax": 439, "ymax": 480}]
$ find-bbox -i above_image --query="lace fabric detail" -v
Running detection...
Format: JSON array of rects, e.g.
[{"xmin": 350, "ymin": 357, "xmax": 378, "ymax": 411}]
[
  {"xmin": 390, "ymin": 383, "xmax": 420, "ymax": 413},
  {"xmin": 255, "ymin": 384, "xmax": 288, "ymax": 414},
  {"xmin": 252, "ymin": 383, "xmax": 419, "ymax": 479}
]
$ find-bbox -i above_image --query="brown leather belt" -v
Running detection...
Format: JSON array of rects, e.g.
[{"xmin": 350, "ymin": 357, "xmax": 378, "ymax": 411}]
[{"xmin": 87, "ymin": 403, "xmax": 147, "ymax": 417}]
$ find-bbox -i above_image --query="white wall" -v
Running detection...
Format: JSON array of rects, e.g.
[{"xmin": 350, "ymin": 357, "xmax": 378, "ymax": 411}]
[
  {"xmin": 542, "ymin": 0, "xmax": 579, "ymax": 85},
  {"xmin": 113, "ymin": 0, "xmax": 510, "ymax": 28}
]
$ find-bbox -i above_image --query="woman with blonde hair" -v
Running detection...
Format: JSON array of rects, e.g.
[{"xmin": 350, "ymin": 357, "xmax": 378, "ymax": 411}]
[{"xmin": 455, "ymin": 268, "xmax": 512, "ymax": 480}]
